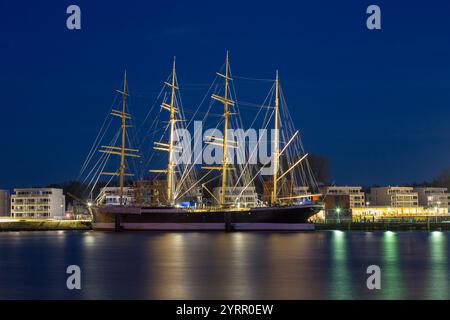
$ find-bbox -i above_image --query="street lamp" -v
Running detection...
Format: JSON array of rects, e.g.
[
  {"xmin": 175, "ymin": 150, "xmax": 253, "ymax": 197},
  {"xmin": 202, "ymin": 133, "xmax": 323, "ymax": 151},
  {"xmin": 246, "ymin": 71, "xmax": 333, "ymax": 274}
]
[
  {"xmin": 436, "ymin": 201, "xmax": 442, "ymax": 222},
  {"xmin": 336, "ymin": 207, "xmax": 342, "ymax": 224}
]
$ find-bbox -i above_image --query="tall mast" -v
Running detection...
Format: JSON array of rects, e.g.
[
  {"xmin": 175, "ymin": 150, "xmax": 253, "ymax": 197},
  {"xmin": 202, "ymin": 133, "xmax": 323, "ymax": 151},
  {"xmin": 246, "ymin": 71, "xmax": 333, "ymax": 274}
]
[
  {"xmin": 119, "ymin": 71, "xmax": 127, "ymax": 205},
  {"xmin": 203, "ymin": 52, "xmax": 235, "ymax": 207},
  {"xmin": 271, "ymin": 70, "xmax": 279, "ymax": 204},
  {"xmin": 167, "ymin": 58, "xmax": 177, "ymax": 205},
  {"xmin": 220, "ymin": 52, "xmax": 231, "ymax": 207},
  {"xmin": 150, "ymin": 57, "xmax": 179, "ymax": 206},
  {"xmin": 99, "ymin": 71, "xmax": 140, "ymax": 205}
]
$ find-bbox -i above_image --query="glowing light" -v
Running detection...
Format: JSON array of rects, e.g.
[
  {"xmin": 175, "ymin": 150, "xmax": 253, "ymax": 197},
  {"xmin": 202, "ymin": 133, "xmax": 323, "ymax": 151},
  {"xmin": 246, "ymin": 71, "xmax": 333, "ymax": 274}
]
[
  {"xmin": 83, "ymin": 233, "xmax": 95, "ymax": 245},
  {"xmin": 431, "ymin": 231, "xmax": 443, "ymax": 238},
  {"xmin": 385, "ymin": 231, "xmax": 395, "ymax": 239}
]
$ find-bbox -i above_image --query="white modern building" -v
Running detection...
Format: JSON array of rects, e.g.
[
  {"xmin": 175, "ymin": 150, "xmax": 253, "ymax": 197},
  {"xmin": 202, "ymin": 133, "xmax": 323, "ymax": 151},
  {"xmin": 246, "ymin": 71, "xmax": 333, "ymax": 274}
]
[
  {"xmin": 413, "ymin": 187, "xmax": 450, "ymax": 209},
  {"xmin": 320, "ymin": 186, "xmax": 365, "ymax": 208},
  {"xmin": 213, "ymin": 186, "xmax": 258, "ymax": 208},
  {"xmin": 99, "ymin": 187, "xmax": 134, "ymax": 206},
  {"xmin": 369, "ymin": 186, "xmax": 418, "ymax": 207},
  {"xmin": 11, "ymin": 188, "xmax": 65, "ymax": 219},
  {"xmin": 0, "ymin": 190, "xmax": 10, "ymax": 217},
  {"xmin": 292, "ymin": 186, "xmax": 312, "ymax": 203},
  {"xmin": 293, "ymin": 186, "xmax": 310, "ymax": 196}
]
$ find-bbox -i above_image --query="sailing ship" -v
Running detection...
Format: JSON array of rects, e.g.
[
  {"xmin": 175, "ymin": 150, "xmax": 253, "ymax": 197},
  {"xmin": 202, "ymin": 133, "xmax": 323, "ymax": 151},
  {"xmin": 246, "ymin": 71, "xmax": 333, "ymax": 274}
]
[{"xmin": 83, "ymin": 53, "xmax": 323, "ymax": 231}]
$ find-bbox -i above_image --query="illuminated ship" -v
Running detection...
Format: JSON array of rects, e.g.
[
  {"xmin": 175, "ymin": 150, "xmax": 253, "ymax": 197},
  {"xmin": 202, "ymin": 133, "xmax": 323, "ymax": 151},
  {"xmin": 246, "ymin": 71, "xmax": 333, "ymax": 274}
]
[{"xmin": 81, "ymin": 52, "xmax": 323, "ymax": 231}]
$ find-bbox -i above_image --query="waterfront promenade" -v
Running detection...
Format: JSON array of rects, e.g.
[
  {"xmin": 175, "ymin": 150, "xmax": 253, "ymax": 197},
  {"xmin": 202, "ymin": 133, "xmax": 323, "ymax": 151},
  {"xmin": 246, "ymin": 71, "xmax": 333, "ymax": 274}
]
[
  {"xmin": 1, "ymin": 218, "xmax": 450, "ymax": 232},
  {"xmin": 0, "ymin": 218, "xmax": 91, "ymax": 231},
  {"xmin": 316, "ymin": 221, "xmax": 450, "ymax": 231}
]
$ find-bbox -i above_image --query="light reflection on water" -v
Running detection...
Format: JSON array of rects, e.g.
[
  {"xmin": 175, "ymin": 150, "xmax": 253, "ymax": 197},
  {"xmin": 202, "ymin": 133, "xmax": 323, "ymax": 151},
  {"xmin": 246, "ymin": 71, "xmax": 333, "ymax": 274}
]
[
  {"xmin": 382, "ymin": 231, "xmax": 403, "ymax": 299},
  {"xmin": 329, "ymin": 230, "xmax": 352, "ymax": 299},
  {"xmin": 428, "ymin": 231, "xmax": 448, "ymax": 299},
  {"xmin": 0, "ymin": 230, "xmax": 449, "ymax": 299}
]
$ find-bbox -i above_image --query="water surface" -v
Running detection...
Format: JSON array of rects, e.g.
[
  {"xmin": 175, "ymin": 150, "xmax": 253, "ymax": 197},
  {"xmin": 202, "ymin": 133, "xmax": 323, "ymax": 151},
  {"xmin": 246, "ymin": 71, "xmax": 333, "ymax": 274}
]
[{"xmin": 0, "ymin": 230, "xmax": 448, "ymax": 299}]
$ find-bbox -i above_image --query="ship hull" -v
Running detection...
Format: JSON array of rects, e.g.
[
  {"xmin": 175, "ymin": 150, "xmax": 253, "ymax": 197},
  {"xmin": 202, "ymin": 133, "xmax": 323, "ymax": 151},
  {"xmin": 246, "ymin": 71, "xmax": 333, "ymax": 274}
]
[{"xmin": 92, "ymin": 204, "xmax": 322, "ymax": 231}]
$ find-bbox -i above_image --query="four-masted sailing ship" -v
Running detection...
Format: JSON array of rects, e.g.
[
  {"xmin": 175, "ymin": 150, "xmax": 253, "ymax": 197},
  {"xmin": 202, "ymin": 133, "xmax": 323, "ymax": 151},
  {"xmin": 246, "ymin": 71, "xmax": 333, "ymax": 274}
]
[{"xmin": 86, "ymin": 52, "xmax": 323, "ymax": 231}]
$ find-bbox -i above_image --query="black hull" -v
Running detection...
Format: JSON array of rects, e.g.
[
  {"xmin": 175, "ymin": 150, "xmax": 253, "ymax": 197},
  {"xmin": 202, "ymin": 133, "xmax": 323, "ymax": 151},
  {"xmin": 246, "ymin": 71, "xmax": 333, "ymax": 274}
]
[{"xmin": 93, "ymin": 204, "xmax": 323, "ymax": 231}]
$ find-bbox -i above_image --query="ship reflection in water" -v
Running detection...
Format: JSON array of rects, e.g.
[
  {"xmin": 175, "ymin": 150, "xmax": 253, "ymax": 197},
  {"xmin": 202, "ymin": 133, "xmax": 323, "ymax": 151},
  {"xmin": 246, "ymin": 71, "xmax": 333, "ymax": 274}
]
[{"xmin": 0, "ymin": 231, "xmax": 448, "ymax": 299}]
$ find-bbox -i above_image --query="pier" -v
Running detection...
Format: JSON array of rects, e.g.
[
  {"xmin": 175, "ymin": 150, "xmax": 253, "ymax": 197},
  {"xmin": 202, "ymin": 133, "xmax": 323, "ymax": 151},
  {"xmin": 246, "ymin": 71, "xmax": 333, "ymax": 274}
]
[
  {"xmin": 0, "ymin": 219, "xmax": 91, "ymax": 232},
  {"xmin": 315, "ymin": 221, "xmax": 450, "ymax": 231}
]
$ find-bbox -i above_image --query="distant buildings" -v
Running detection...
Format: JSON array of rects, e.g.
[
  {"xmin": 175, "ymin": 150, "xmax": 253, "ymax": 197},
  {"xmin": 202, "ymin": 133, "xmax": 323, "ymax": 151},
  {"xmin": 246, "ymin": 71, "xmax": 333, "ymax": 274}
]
[
  {"xmin": 10, "ymin": 188, "xmax": 65, "ymax": 219},
  {"xmin": 1, "ymin": 182, "xmax": 449, "ymax": 222},
  {"xmin": 132, "ymin": 180, "xmax": 202, "ymax": 206},
  {"xmin": 262, "ymin": 180, "xmax": 295, "ymax": 203},
  {"xmin": 414, "ymin": 187, "xmax": 450, "ymax": 209},
  {"xmin": 369, "ymin": 186, "xmax": 418, "ymax": 207},
  {"xmin": 133, "ymin": 180, "xmax": 166, "ymax": 206},
  {"xmin": 293, "ymin": 186, "xmax": 311, "ymax": 197},
  {"xmin": 317, "ymin": 185, "xmax": 450, "ymax": 222},
  {"xmin": 319, "ymin": 186, "xmax": 365, "ymax": 222},
  {"xmin": 352, "ymin": 206, "xmax": 448, "ymax": 220},
  {"xmin": 292, "ymin": 186, "xmax": 314, "ymax": 204},
  {"xmin": 0, "ymin": 190, "xmax": 10, "ymax": 216},
  {"xmin": 213, "ymin": 186, "xmax": 258, "ymax": 208},
  {"xmin": 99, "ymin": 187, "xmax": 134, "ymax": 206},
  {"xmin": 321, "ymin": 186, "xmax": 365, "ymax": 209}
]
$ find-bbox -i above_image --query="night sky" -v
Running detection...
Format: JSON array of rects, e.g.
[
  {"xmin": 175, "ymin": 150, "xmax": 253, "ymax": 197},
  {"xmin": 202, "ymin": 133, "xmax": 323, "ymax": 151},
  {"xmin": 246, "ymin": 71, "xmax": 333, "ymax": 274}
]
[{"xmin": 1, "ymin": 0, "xmax": 450, "ymax": 190}]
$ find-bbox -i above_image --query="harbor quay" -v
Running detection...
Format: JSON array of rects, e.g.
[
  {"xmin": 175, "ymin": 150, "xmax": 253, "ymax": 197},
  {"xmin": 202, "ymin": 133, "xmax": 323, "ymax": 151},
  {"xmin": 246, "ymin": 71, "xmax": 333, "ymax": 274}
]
[
  {"xmin": 0, "ymin": 218, "xmax": 91, "ymax": 231},
  {"xmin": 0, "ymin": 185, "xmax": 449, "ymax": 231}
]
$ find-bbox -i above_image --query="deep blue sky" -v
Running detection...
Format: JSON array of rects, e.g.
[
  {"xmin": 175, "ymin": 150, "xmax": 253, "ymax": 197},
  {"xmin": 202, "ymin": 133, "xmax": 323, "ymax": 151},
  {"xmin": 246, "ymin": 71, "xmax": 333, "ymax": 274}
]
[{"xmin": 1, "ymin": 0, "xmax": 450, "ymax": 189}]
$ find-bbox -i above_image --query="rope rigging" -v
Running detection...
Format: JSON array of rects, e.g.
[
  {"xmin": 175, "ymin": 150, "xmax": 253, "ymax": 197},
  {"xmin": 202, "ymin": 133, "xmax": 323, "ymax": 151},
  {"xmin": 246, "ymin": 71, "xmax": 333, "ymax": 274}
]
[{"xmin": 78, "ymin": 58, "xmax": 321, "ymax": 206}]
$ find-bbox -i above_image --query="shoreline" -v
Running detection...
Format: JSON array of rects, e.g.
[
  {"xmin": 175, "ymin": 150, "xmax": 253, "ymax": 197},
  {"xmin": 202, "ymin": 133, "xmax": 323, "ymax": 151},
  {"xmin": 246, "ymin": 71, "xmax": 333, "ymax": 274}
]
[
  {"xmin": 315, "ymin": 221, "xmax": 450, "ymax": 231},
  {"xmin": 0, "ymin": 219, "xmax": 91, "ymax": 232},
  {"xmin": 0, "ymin": 220, "xmax": 449, "ymax": 232}
]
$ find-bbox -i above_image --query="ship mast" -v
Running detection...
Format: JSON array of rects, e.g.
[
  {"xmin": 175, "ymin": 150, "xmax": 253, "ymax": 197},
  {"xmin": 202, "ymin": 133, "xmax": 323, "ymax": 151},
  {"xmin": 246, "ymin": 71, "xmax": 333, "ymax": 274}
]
[
  {"xmin": 220, "ymin": 52, "xmax": 231, "ymax": 207},
  {"xmin": 119, "ymin": 72, "xmax": 128, "ymax": 205},
  {"xmin": 202, "ymin": 52, "xmax": 236, "ymax": 207},
  {"xmin": 167, "ymin": 58, "xmax": 177, "ymax": 205},
  {"xmin": 271, "ymin": 70, "xmax": 280, "ymax": 204},
  {"xmin": 100, "ymin": 71, "xmax": 140, "ymax": 205},
  {"xmin": 150, "ymin": 57, "xmax": 178, "ymax": 206}
]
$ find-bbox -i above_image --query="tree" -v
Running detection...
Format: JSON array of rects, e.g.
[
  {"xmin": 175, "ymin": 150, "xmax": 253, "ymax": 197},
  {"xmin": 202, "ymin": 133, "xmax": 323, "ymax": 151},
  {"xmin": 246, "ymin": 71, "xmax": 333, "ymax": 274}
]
[
  {"xmin": 432, "ymin": 168, "xmax": 450, "ymax": 189},
  {"xmin": 308, "ymin": 154, "xmax": 331, "ymax": 184}
]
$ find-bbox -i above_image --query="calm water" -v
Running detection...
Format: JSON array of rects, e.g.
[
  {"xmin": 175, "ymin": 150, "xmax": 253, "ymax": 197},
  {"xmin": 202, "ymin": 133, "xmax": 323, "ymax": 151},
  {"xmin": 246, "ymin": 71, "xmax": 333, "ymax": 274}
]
[{"xmin": 0, "ymin": 230, "xmax": 449, "ymax": 299}]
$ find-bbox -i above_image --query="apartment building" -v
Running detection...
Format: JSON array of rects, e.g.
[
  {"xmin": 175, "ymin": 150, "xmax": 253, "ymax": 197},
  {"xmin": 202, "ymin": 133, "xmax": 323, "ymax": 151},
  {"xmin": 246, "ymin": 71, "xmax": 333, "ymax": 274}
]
[
  {"xmin": 213, "ymin": 186, "xmax": 258, "ymax": 208},
  {"xmin": 133, "ymin": 180, "xmax": 167, "ymax": 206},
  {"xmin": 413, "ymin": 187, "xmax": 450, "ymax": 209},
  {"xmin": 0, "ymin": 190, "xmax": 10, "ymax": 216},
  {"xmin": 291, "ymin": 186, "xmax": 312, "ymax": 204},
  {"xmin": 133, "ymin": 179, "xmax": 203, "ymax": 206},
  {"xmin": 369, "ymin": 186, "xmax": 418, "ymax": 207},
  {"xmin": 321, "ymin": 186, "xmax": 365, "ymax": 209},
  {"xmin": 99, "ymin": 187, "xmax": 135, "ymax": 206},
  {"xmin": 293, "ymin": 186, "xmax": 310, "ymax": 196},
  {"xmin": 11, "ymin": 188, "xmax": 65, "ymax": 219},
  {"xmin": 262, "ymin": 180, "xmax": 302, "ymax": 203}
]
